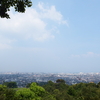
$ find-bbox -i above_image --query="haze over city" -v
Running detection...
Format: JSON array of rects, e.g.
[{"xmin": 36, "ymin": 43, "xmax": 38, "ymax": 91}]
[{"xmin": 0, "ymin": 0, "xmax": 100, "ymax": 73}]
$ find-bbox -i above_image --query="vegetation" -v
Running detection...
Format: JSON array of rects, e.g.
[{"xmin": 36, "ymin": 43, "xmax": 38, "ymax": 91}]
[
  {"xmin": 0, "ymin": 0, "xmax": 32, "ymax": 18},
  {"xmin": 3, "ymin": 82, "xmax": 17, "ymax": 88},
  {"xmin": 1, "ymin": 80, "xmax": 100, "ymax": 100}
]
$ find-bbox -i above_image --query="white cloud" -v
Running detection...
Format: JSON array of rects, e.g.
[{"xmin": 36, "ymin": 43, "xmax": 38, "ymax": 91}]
[
  {"xmin": 0, "ymin": 9, "xmax": 54, "ymax": 41},
  {"xmin": 0, "ymin": 2, "xmax": 67, "ymax": 43},
  {"xmin": 71, "ymin": 52, "xmax": 100, "ymax": 58},
  {"xmin": 38, "ymin": 2, "xmax": 68, "ymax": 25}
]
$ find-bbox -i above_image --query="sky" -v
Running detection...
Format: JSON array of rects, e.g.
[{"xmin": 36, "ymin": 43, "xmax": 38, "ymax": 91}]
[{"xmin": 0, "ymin": 0, "xmax": 100, "ymax": 73}]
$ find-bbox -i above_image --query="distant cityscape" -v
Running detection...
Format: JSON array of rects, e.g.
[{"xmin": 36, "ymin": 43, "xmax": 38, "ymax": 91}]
[{"xmin": 0, "ymin": 72, "xmax": 100, "ymax": 87}]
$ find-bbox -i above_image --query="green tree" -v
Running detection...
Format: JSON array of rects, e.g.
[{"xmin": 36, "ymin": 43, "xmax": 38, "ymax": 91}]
[
  {"xmin": 97, "ymin": 82, "xmax": 100, "ymax": 88},
  {"xmin": 43, "ymin": 81, "xmax": 55, "ymax": 94},
  {"xmin": 0, "ymin": 85, "xmax": 7, "ymax": 100},
  {"xmin": 30, "ymin": 82, "xmax": 46, "ymax": 98},
  {"xmin": 80, "ymin": 86, "xmax": 99, "ymax": 100},
  {"xmin": 26, "ymin": 83, "xmax": 32, "ymax": 88},
  {"xmin": 5, "ymin": 88, "xmax": 16, "ymax": 100},
  {"xmin": 41, "ymin": 92, "xmax": 56, "ymax": 100},
  {"xmin": 0, "ymin": 84, "xmax": 16, "ymax": 100},
  {"xmin": 15, "ymin": 82, "xmax": 47, "ymax": 100},
  {"xmin": 3, "ymin": 82, "xmax": 17, "ymax": 88},
  {"xmin": 67, "ymin": 86, "xmax": 76, "ymax": 96},
  {"xmin": 53, "ymin": 89, "xmax": 61, "ymax": 100},
  {"xmin": 15, "ymin": 88, "xmax": 35, "ymax": 100},
  {"xmin": 0, "ymin": 0, "xmax": 32, "ymax": 18},
  {"xmin": 56, "ymin": 79, "xmax": 66, "ymax": 84}
]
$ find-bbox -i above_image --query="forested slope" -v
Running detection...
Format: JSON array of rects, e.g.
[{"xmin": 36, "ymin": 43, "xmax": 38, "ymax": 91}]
[{"xmin": 1, "ymin": 79, "xmax": 100, "ymax": 100}]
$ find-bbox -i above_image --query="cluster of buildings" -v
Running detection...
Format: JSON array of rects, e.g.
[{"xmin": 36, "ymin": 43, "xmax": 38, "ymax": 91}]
[{"xmin": 0, "ymin": 72, "xmax": 100, "ymax": 87}]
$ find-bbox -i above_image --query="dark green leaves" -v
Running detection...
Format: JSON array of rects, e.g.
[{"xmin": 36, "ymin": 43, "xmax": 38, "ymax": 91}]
[{"xmin": 0, "ymin": 0, "xmax": 32, "ymax": 18}]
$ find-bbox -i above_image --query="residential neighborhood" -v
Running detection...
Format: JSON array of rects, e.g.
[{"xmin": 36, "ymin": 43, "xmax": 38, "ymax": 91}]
[{"xmin": 0, "ymin": 72, "xmax": 100, "ymax": 87}]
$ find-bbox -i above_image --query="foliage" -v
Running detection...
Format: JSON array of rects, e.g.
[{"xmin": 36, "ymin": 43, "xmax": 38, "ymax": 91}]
[
  {"xmin": 3, "ymin": 81, "xmax": 18, "ymax": 88},
  {"xmin": 26, "ymin": 83, "xmax": 32, "ymax": 88},
  {"xmin": 43, "ymin": 81, "xmax": 55, "ymax": 94},
  {"xmin": 30, "ymin": 82, "xmax": 46, "ymax": 97},
  {"xmin": 1, "ymin": 80, "xmax": 100, "ymax": 100},
  {"xmin": 5, "ymin": 88, "xmax": 16, "ymax": 100},
  {"xmin": 41, "ymin": 92, "xmax": 56, "ymax": 100},
  {"xmin": 56, "ymin": 79, "xmax": 65, "ymax": 84},
  {"xmin": 43, "ymin": 80, "xmax": 100, "ymax": 100},
  {"xmin": 67, "ymin": 86, "xmax": 76, "ymax": 96},
  {"xmin": 0, "ymin": 0, "xmax": 32, "ymax": 18},
  {"xmin": 0, "ymin": 84, "xmax": 7, "ymax": 91},
  {"xmin": 15, "ymin": 88, "xmax": 35, "ymax": 100},
  {"xmin": 0, "ymin": 84, "xmax": 16, "ymax": 100},
  {"xmin": 15, "ymin": 82, "xmax": 46, "ymax": 100},
  {"xmin": 0, "ymin": 85, "xmax": 7, "ymax": 100}
]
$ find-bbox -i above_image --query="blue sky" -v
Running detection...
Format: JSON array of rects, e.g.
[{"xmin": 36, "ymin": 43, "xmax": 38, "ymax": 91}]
[{"xmin": 0, "ymin": 0, "xmax": 100, "ymax": 73}]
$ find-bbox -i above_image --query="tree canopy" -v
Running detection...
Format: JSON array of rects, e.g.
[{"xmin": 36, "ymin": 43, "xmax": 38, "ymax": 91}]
[
  {"xmin": 1, "ymin": 81, "xmax": 100, "ymax": 100},
  {"xmin": 56, "ymin": 79, "xmax": 66, "ymax": 84},
  {"xmin": 3, "ymin": 82, "xmax": 17, "ymax": 88},
  {"xmin": 0, "ymin": 0, "xmax": 32, "ymax": 18}
]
